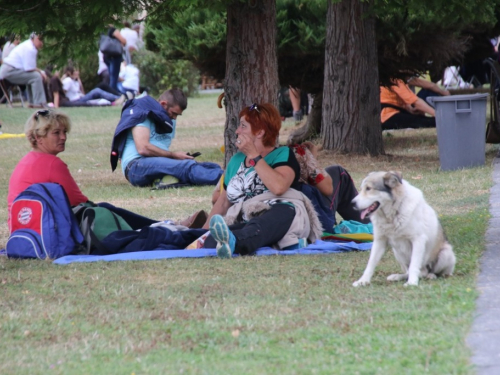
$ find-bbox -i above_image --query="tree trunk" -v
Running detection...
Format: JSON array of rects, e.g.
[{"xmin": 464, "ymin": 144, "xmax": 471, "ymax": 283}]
[
  {"xmin": 287, "ymin": 93, "xmax": 323, "ymax": 144},
  {"xmin": 223, "ymin": 0, "xmax": 279, "ymax": 166},
  {"xmin": 321, "ymin": 0, "xmax": 384, "ymax": 155}
]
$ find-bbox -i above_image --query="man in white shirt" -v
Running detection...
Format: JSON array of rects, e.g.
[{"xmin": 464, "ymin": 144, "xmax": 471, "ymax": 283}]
[
  {"xmin": 120, "ymin": 22, "xmax": 139, "ymax": 64},
  {"xmin": 121, "ymin": 22, "xmax": 138, "ymax": 52},
  {"xmin": 0, "ymin": 33, "xmax": 47, "ymax": 108}
]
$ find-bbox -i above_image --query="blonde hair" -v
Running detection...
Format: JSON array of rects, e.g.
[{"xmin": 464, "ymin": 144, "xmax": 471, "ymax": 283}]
[{"xmin": 25, "ymin": 110, "xmax": 72, "ymax": 148}]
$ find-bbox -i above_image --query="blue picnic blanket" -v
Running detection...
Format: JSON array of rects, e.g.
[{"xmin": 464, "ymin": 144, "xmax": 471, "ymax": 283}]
[{"xmin": 50, "ymin": 239, "xmax": 371, "ymax": 264}]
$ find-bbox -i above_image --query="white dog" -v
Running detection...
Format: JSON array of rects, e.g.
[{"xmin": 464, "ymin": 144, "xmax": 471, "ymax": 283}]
[{"xmin": 351, "ymin": 171, "xmax": 456, "ymax": 287}]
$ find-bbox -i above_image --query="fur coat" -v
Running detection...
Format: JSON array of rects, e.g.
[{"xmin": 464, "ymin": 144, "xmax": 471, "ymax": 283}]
[{"xmin": 224, "ymin": 188, "xmax": 323, "ymax": 249}]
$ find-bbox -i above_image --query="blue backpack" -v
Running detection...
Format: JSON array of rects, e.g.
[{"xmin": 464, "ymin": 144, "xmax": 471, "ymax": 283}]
[{"xmin": 6, "ymin": 183, "xmax": 85, "ymax": 259}]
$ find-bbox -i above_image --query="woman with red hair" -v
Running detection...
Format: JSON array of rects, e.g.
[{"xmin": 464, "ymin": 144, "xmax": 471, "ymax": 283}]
[{"xmin": 203, "ymin": 103, "xmax": 322, "ymax": 258}]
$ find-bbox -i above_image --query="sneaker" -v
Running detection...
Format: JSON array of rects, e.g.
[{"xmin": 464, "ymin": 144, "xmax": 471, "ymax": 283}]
[
  {"xmin": 152, "ymin": 175, "xmax": 179, "ymax": 190},
  {"xmin": 96, "ymin": 98, "xmax": 111, "ymax": 106},
  {"xmin": 209, "ymin": 215, "xmax": 236, "ymax": 258}
]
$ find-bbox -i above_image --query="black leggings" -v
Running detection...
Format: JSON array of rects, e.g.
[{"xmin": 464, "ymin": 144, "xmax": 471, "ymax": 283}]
[
  {"xmin": 323, "ymin": 165, "xmax": 370, "ymax": 224},
  {"xmin": 382, "ymin": 112, "xmax": 436, "ymax": 130},
  {"xmin": 204, "ymin": 203, "xmax": 296, "ymax": 255}
]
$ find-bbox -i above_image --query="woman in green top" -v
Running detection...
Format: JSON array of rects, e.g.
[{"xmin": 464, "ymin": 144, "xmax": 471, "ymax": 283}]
[{"xmin": 203, "ymin": 102, "xmax": 312, "ymax": 257}]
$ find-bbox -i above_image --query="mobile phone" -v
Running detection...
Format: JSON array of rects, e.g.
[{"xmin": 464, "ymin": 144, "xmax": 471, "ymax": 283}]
[{"xmin": 188, "ymin": 152, "xmax": 201, "ymax": 158}]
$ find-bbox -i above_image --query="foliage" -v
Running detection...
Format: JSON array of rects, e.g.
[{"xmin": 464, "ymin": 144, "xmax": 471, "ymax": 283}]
[
  {"xmin": 134, "ymin": 49, "xmax": 200, "ymax": 97},
  {"xmin": 374, "ymin": 0, "xmax": 500, "ymax": 84},
  {"xmin": 144, "ymin": 0, "xmax": 500, "ymax": 90},
  {"xmin": 145, "ymin": 7, "xmax": 227, "ymax": 80},
  {"xmin": 276, "ymin": 0, "xmax": 326, "ymax": 91},
  {"xmin": 75, "ymin": 54, "xmax": 101, "ymax": 93},
  {"xmin": 145, "ymin": 1, "xmax": 327, "ymax": 92},
  {"xmin": 1, "ymin": 0, "xmax": 500, "ymax": 89},
  {"xmin": 0, "ymin": 0, "xmax": 146, "ymax": 66}
]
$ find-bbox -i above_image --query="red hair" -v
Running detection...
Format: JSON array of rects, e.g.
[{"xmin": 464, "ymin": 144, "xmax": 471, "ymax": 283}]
[{"xmin": 239, "ymin": 103, "xmax": 281, "ymax": 147}]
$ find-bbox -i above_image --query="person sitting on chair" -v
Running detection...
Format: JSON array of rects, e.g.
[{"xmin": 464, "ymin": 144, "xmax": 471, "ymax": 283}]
[{"xmin": 0, "ymin": 32, "xmax": 47, "ymax": 108}]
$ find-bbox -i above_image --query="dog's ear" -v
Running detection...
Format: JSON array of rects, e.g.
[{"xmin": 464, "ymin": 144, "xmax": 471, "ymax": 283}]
[
  {"xmin": 383, "ymin": 171, "xmax": 403, "ymax": 188},
  {"xmin": 392, "ymin": 171, "xmax": 403, "ymax": 182}
]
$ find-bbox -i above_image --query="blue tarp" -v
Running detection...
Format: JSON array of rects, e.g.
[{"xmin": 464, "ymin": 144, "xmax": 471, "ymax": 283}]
[{"xmin": 51, "ymin": 240, "xmax": 371, "ymax": 265}]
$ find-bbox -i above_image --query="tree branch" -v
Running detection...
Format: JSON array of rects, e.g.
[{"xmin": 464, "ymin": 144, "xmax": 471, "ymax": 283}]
[{"xmin": 0, "ymin": 0, "xmax": 46, "ymax": 12}]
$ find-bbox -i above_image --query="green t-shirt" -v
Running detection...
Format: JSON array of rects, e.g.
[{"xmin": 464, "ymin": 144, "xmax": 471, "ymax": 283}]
[{"xmin": 224, "ymin": 146, "xmax": 300, "ymax": 204}]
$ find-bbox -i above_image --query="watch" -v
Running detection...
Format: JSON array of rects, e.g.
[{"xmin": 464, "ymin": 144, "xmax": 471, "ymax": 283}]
[{"xmin": 248, "ymin": 155, "xmax": 263, "ymax": 167}]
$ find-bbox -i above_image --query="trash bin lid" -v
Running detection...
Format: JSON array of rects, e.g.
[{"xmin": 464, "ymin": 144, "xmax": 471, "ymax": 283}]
[{"xmin": 428, "ymin": 93, "xmax": 489, "ymax": 102}]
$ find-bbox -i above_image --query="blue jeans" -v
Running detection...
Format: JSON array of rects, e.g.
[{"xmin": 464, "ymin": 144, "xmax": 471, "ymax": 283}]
[
  {"xmin": 75, "ymin": 88, "xmax": 119, "ymax": 103},
  {"xmin": 117, "ymin": 82, "xmax": 135, "ymax": 96},
  {"xmin": 126, "ymin": 157, "xmax": 223, "ymax": 187},
  {"xmin": 104, "ymin": 55, "xmax": 122, "ymax": 91}
]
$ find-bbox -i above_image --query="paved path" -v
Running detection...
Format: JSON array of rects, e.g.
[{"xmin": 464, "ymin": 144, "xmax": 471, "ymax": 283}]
[{"xmin": 467, "ymin": 155, "xmax": 500, "ymax": 374}]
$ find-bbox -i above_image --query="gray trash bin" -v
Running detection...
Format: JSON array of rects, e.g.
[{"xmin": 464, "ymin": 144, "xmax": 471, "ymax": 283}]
[{"xmin": 427, "ymin": 93, "xmax": 488, "ymax": 171}]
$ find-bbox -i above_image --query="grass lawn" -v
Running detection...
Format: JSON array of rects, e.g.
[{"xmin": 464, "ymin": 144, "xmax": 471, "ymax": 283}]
[{"xmin": 0, "ymin": 94, "xmax": 497, "ymax": 374}]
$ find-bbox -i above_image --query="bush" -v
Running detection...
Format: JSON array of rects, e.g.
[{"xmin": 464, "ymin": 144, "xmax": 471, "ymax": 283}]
[{"xmin": 134, "ymin": 49, "xmax": 200, "ymax": 97}]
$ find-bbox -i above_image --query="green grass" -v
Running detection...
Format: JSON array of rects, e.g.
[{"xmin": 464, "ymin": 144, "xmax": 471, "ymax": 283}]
[{"xmin": 0, "ymin": 95, "xmax": 497, "ymax": 374}]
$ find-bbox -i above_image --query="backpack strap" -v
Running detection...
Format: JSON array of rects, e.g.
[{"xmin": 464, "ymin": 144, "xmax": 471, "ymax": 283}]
[
  {"xmin": 89, "ymin": 210, "xmax": 132, "ymax": 255},
  {"xmin": 78, "ymin": 206, "xmax": 132, "ymax": 255}
]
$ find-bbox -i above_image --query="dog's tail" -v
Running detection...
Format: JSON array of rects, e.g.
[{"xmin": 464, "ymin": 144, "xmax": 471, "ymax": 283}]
[{"xmin": 434, "ymin": 242, "xmax": 456, "ymax": 277}]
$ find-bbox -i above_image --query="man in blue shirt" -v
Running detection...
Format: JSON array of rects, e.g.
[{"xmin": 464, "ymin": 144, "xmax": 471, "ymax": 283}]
[{"xmin": 115, "ymin": 88, "xmax": 223, "ymax": 188}]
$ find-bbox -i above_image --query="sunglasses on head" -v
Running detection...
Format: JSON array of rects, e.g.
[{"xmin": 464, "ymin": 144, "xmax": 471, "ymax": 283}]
[
  {"xmin": 249, "ymin": 103, "xmax": 260, "ymax": 113},
  {"xmin": 35, "ymin": 110, "xmax": 50, "ymax": 121}
]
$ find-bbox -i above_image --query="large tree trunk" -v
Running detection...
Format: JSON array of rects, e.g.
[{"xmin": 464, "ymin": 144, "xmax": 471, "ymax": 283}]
[
  {"xmin": 287, "ymin": 93, "xmax": 323, "ymax": 144},
  {"xmin": 321, "ymin": 0, "xmax": 384, "ymax": 155},
  {"xmin": 223, "ymin": 0, "xmax": 279, "ymax": 166}
]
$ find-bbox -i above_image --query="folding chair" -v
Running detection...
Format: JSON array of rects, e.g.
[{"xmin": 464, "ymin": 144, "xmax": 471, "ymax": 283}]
[
  {"xmin": 0, "ymin": 79, "xmax": 25, "ymax": 108},
  {"xmin": 0, "ymin": 79, "xmax": 13, "ymax": 108}
]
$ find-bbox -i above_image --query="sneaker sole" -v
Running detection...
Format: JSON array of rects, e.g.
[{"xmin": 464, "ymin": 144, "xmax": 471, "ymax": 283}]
[
  {"xmin": 210, "ymin": 216, "xmax": 230, "ymax": 243},
  {"xmin": 210, "ymin": 216, "xmax": 231, "ymax": 258},
  {"xmin": 216, "ymin": 243, "xmax": 231, "ymax": 259}
]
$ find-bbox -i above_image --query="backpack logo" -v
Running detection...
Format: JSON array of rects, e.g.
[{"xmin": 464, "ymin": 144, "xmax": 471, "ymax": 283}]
[{"xmin": 18, "ymin": 207, "xmax": 33, "ymax": 225}]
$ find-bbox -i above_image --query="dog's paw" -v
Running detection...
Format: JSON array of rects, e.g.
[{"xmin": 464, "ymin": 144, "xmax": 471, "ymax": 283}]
[
  {"xmin": 403, "ymin": 280, "xmax": 419, "ymax": 287},
  {"xmin": 353, "ymin": 279, "xmax": 370, "ymax": 287},
  {"xmin": 387, "ymin": 273, "xmax": 408, "ymax": 282},
  {"xmin": 426, "ymin": 273, "xmax": 437, "ymax": 280}
]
